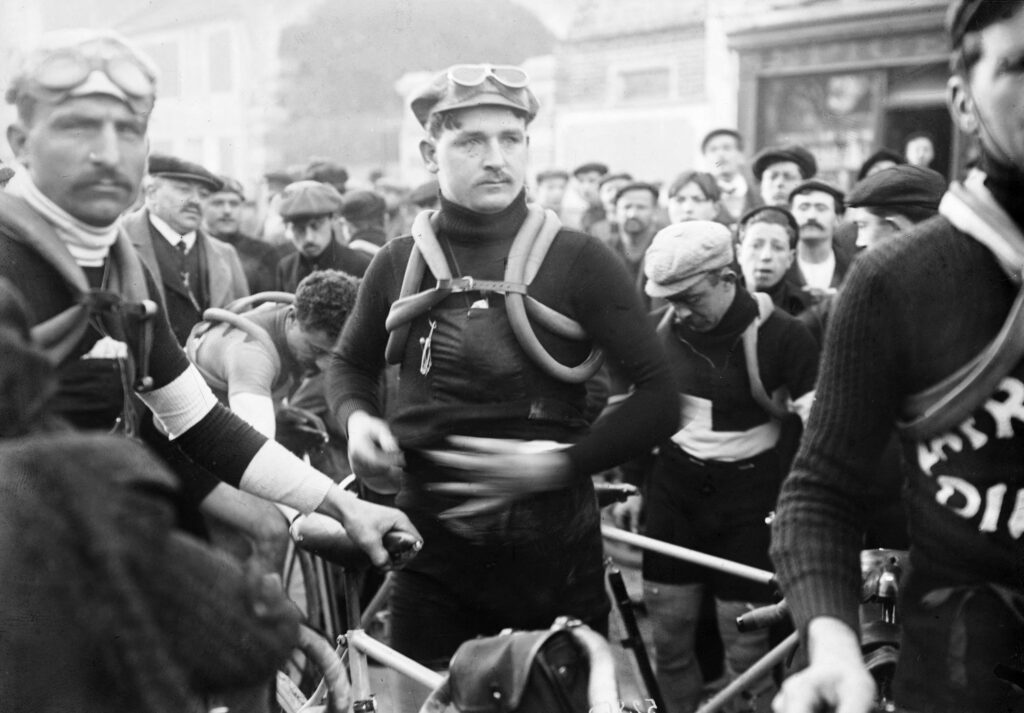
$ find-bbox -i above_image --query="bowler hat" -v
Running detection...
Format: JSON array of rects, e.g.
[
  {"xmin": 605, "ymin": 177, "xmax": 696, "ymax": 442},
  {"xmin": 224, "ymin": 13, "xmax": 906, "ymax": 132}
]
[
  {"xmin": 752, "ymin": 145, "xmax": 817, "ymax": 182},
  {"xmin": 278, "ymin": 180, "xmax": 344, "ymax": 220},
  {"xmin": 411, "ymin": 64, "xmax": 539, "ymax": 128},
  {"xmin": 847, "ymin": 165, "xmax": 947, "ymax": 212},
  {"xmin": 148, "ymin": 154, "xmax": 223, "ymax": 192},
  {"xmin": 644, "ymin": 221, "xmax": 735, "ymax": 298}
]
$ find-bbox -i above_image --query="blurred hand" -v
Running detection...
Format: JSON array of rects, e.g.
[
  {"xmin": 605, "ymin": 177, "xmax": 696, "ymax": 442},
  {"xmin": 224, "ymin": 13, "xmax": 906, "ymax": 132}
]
[
  {"xmin": 421, "ymin": 436, "xmax": 573, "ymax": 497},
  {"xmin": 347, "ymin": 410, "xmax": 405, "ymax": 483},
  {"xmin": 610, "ymin": 494, "xmax": 643, "ymax": 533},
  {"xmin": 773, "ymin": 617, "xmax": 876, "ymax": 713}
]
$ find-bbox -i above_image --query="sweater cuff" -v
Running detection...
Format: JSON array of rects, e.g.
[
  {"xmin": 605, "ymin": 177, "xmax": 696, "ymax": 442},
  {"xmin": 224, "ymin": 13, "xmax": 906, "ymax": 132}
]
[{"xmin": 778, "ymin": 571, "xmax": 862, "ymax": 642}]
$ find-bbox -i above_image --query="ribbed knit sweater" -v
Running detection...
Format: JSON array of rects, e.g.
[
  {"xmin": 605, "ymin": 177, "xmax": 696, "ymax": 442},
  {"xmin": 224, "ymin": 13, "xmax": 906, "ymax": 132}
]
[{"xmin": 771, "ymin": 160, "xmax": 1024, "ymax": 644}]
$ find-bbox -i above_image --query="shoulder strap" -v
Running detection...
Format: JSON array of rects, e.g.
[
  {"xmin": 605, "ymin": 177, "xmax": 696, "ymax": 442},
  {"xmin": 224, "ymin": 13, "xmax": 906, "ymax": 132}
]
[
  {"xmin": 743, "ymin": 292, "xmax": 788, "ymax": 420},
  {"xmin": 899, "ymin": 173, "xmax": 1024, "ymax": 440}
]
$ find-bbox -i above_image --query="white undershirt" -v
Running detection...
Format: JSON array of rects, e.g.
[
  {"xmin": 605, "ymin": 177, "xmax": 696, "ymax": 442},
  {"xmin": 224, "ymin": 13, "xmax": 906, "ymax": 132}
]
[
  {"xmin": 797, "ymin": 251, "xmax": 836, "ymax": 290},
  {"xmin": 149, "ymin": 212, "xmax": 197, "ymax": 252}
]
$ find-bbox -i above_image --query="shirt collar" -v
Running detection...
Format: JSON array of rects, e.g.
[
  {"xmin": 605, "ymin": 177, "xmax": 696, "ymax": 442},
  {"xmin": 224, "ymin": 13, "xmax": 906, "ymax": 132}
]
[{"xmin": 149, "ymin": 212, "xmax": 197, "ymax": 252}]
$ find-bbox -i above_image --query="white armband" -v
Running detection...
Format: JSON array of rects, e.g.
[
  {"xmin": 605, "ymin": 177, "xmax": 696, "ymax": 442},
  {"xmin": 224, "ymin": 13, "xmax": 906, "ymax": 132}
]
[
  {"xmin": 239, "ymin": 441, "xmax": 334, "ymax": 513},
  {"xmin": 136, "ymin": 363, "xmax": 219, "ymax": 439}
]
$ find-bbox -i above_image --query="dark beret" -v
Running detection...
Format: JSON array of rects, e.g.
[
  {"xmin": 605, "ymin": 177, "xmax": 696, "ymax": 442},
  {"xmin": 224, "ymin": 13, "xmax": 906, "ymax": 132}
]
[
  {"xmin": 856, "ymin": 148, "xmax": 905, "ymax": 182},
  {"xmin": 701, "ymin": 128, "xmax": 743, "ymax": 152},
  {"xmin": 751, "ymin": 145, "xmax": 817, "ymax": 182},
  {"xmin": 215, "ymin": 175, "xmax": 245, "ymax": 199},
  {"xmin": 303, "ymin": 160, "xmax": 348, "ymax": 191},
  {"xmin": 411, "ymin": 64, "xmax": 539, "ymax": 128},
  {"xmin": 340, "ymin": 190, "xmax": 386, "ymax": 222},
  {"xmin": 789, "ymin": 179, "xmax": 845, "ymax": 211},
  {"xmin": 278, "ymin": 180, "xmax": 344, "ymax": 219},
  {"xmin": 847, "ymin": 165, "xmax": 947, "ymax": 212},
  {"xmin": 536, "ymin": 169, "xmax": 569, "ymax": 184},
  {"xmin": 613, "ymin": 181, "xmax": 659, "ymax": 206},
  {"xmin": 148, "ymin": 154, "xmax": 222, "ymax": 192},
  {"xmin": 408, "ymin": 179, "xmax": 440, "ymax": 207},
  {"xmin": 572, "ymin": 162, "xmax": 609, "ymax": 178}
]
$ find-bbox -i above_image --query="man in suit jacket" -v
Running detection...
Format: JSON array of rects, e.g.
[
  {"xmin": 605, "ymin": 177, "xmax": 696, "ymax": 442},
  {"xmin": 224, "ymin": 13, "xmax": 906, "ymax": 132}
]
[{"xmin": 122, "ymin": 154, "xmax": 249, "ymax": 344}]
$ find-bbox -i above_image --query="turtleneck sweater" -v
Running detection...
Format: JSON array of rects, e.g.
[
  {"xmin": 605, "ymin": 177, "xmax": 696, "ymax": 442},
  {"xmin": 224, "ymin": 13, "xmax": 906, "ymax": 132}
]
[
  {"xmin": 770, "ymin": 151, "xmax": 1024, "ymax": 711},
  {"xmin": 329, "ymin": 189, "xmax": 679, "ymax": 480}
]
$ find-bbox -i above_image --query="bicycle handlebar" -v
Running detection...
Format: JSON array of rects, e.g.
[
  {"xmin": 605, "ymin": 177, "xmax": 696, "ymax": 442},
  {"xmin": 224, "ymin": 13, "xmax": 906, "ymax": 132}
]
[
  {"xmin": 735, "ymin": 599, "xmax": 790, "ymax": 633},
  {"xmin": 290, "ymin": 514, "xmax": 422, "ymax": 570}
]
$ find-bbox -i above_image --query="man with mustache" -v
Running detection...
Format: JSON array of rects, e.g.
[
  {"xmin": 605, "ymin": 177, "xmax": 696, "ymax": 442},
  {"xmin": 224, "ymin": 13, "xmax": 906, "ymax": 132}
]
[
  {"xmin": 203, "ymin": 174, "xmax": 279, "ymax": 294},
  {"xmin": 274, "ymin": 180, "xmax": 371, "ymax": 292},
  {"xmin": 784, "ymin": 179, "xmax": 852, "ymax": 305},
  {"xmin": 122, "ymin": 154, "xmax": 249, "ymax": 345},
  {"xmin": 329, "ymin": 63, "xmax": 678, "ymax": 709},
  {"xmin": 608, "ymin": 181, "xmax": 660, "ymax": 307},
  {"xmin": 0, "ymin": 29, "xmax": 418, "ymax": 569}
]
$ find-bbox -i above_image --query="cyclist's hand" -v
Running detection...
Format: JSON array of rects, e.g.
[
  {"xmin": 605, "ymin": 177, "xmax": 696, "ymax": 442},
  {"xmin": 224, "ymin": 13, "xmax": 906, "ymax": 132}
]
[
  {"xmin": 347, "ymin": 410, "xmax": 405, "ymax": 482},
  {"xmin": 318, "ymin": 485, "xmax": 422, "ymax": 569},
  {"xmin": 772, "ymin": 617, "xmax": 876, "ymax": 713},
  {"xmin": 610, "ymin": 494, "xmax": 642, "ymax": 532}
]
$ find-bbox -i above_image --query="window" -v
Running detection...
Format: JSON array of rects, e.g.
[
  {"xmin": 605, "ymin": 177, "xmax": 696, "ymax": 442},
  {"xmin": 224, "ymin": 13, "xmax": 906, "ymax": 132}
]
[{"xmin": 207, "ymin": 30, "xmax": 234, "ymax": 93}]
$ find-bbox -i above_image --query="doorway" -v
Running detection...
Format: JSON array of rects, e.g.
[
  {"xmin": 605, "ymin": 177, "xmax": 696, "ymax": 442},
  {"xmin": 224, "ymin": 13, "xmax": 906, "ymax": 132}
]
[{"xmin": 882, "ymin": 105, "xmax": 953, "ymax": 179}]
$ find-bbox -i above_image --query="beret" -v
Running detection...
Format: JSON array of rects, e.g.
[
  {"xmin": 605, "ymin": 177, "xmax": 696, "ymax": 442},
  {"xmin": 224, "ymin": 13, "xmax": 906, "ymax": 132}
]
[
  {"xmin": 856, "ymin": 148, "xmax": 905, "ymax": 182},
  {"xmin": 789, "ymin": 179, "xmax": 845, "ymax": 211},
  {"xmin": 847, "ymin": 165, "xmax": 947, "ymax": 212},
  {"xmin": 644, "ymin": 221, "xmax": 734, "ymax": 298},
  {"xmin": 572, "ymin": 162, "xmax": 609, "ymax": 178},
  {"xmin": 701, "ymin": 128, "xmax": 743, "ymax": 152},
  {"xmin": 278, "ymin": 180, "xmax": 344, "ymax": 219},
  {"xmin": 613, "ymin": 181, "xmax": 659, "ymax": 206},
  {"xmin": 536, "ymin": 169, "xmax": 569, "ymax": 183},
  {"xmin": 411, "ymin": 64, "xmax": 539, "ymax": 128},
  {"xmin": 340, "ymin": 190, "xmax": 386, "ymax": 222},
  {"xmin": 148, "ymin": 154, "xmax": 222, "ymax": 192},
  {"xmin": 408, "ymin": 179, "xmax": 440, "ymax": 207},
  {"xmin": 215, "ymin": 175, "xmax": 244, "ymax": 199},
  {"xmin": 751, "ymin": 145, "xmax": 817, "ymax": 182}
]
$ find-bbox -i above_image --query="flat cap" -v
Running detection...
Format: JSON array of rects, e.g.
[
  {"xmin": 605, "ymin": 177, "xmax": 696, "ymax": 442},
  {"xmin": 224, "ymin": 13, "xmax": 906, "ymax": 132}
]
[
  {"xmin": 856, "ymin": 148, "xmax": 905, "ymax": 182},
  {"xmin": 278, "ymin": 180, "xmax": 344, "ymax": 219},
  {"xmin": 614, "ymin": 181, "xmax": 659, "ymax": 206},
  {"xmin": 215, "ymin": 175, "xmax": 244, "ymax": 199},
  {"xmin": 573, "ymin": 162, "xmax": 609, "ymax": 178},
  {"xmin": 847, "ymin": 165, "xmax": 947, "ymax": 212},
  {"xmin": 304, "ymin": 159, "xmax": 348, "ymax": 192},
  {"xmin": 599, "ymin": 172, "xmax": 633, "ymax": 189},
  {"xmin": 148, "ymin": 154, "xmax": 222, "ymax": 192},
  {"xmin": 536, "ymin": 168, "xmax": 569, "ymax": 183},
  {"xmin": 946, "ymin": 0, "xmax": 998, "ymax": 49},
  {"xmin": 644, "ymin": 221, "xmax": 734, "ymax": 298},
  {"xmin": 752, "ymin": 145, "xmax": 817, "ymax": 182},
  {"xmin": 341, "ymin": 190, "xmax": 386, "ymax": 222},
  {"xmin": 411, "ymin": 64, "xmax": 539, "ymax": 128},
  {"xmin": 789, "ymin": 179, "xmax": 845, "ymax": 211},
  {"xmin": 701, "ymin": 128, "xmax": 743, "ymax": 152}
]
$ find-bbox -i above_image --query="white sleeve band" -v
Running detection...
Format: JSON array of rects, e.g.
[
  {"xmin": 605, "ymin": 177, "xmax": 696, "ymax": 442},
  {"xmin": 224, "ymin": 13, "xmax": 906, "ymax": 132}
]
[
  {"xmin": 136, "ymin": 363, "xmax": 220, "ymax": 439},
  {"xmin": 229, "ymin": 392, "xmax": 278, "ymax": 439},
  {"xmin": 791, "ymin": 390, "xmax": 816, "ymax": 426},
  {"xmin": 239, "ymin": 441, "xmax": 335, "ymax": 513}
]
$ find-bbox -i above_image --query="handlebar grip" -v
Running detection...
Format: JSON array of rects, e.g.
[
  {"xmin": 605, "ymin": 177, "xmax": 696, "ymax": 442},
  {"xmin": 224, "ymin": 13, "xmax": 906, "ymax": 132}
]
[{"xmin": 735, "ymin": 599, "xmax": 790, "ymax": 633}]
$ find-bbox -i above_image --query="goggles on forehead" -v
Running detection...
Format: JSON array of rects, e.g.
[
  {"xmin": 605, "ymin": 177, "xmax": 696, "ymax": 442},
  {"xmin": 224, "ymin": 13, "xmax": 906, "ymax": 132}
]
[
  {"xmin": 14, "ymin": 45, "xmax": 156, "ymax": 115},
  {"xmin": 446, "ymin": 64, "xmax": 529, "ymax": 90}
]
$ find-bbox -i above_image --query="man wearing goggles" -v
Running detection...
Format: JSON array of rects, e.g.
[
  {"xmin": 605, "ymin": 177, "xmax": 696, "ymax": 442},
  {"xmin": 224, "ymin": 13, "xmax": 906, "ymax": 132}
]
[
  {"xmin": 330, "ymin": 63, "xmax": 678, "ymax": 708},
  {"xmin": 0, "ymin": 24, "xmax": 419, "ymax": 645}
]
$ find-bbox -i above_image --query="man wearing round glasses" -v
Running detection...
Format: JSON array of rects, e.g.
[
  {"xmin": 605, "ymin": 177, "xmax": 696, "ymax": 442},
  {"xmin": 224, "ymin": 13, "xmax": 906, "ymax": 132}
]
[
  {"xmin": 0, "ymin": 30, "xmax": 418, "ymax": 568},
  {"xmin": 330, "ymin": 62, "xmax": 677, "ymax": 695}
]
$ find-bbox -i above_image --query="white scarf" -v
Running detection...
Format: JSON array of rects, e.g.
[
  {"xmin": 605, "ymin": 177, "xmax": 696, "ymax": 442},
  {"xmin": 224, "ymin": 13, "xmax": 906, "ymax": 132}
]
[{"xmin": 6, "ymin": 167, "xmax": 120, "ymax": 267}]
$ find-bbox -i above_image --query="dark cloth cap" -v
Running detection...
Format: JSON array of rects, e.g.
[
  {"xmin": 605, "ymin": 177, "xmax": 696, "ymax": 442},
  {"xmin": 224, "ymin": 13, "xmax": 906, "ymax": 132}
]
[
  {"xmin": 701, "ymin": 128, "xmax": 743, "ymax": 152},
  {"xmin": 752, "ymin": 145, "xmax": 817, "ymax": 181},
  {"xmin": 572, "ymin": 162, "xmax": 609, "ymax": 178},
  {"xmin": 536, "ymin": 168, "xmax": 569, "ymax": 183},
  {"xmin": 215, "ymin": 175, "xmax": 244, "ymax": 199},
  {"xmin": 599, "ymin": 172, "xmax": 633, "ymax": 189},
  {"xmin": 738, "ymin": 204, "xmax": 800, "ymax": 240},
  {"xmin": 614, "ymin": 181, "xmax": 659, "ymax": 206},
  {"xmin": 341, "ymin": 190, "xmax": 386, "ymax": 222},
  {"xmin": 847, "ymin": 165, "xmax": 947, "ymax": 212},
  {"xmin": 303, "ymin": 160, "xmax": 348, "ymax": 192},
  {"xmin": 278, "ymin": 180, "xmax": 344, "ymax": 219},
  {"xmin": 408, "ymin": 179, "xmax": 440, "ymax": 207},
  {"xmin": 148, "ymin": 154, "xmax": 223, "ymax": 192},
  {"xmin": 856, "ymin": 148, "xmax": 905, "ymax": 182},
  {"xmin": 789, "ymin": 179, "xmax": 845, "ymax": 211},
  {"xmin": 411, "ymin": 64, "xmax": 539, "ymax": 128}
]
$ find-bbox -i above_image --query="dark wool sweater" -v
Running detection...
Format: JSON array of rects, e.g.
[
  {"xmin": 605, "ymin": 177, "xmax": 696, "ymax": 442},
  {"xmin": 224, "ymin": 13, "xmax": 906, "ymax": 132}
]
[
  {"xmin": 328, "ymin": 191, "xmax": 679, "ymax": 479},
  {"xmin": 770, "ymin": 160, "xmax": 1024, "ymax": 711}
]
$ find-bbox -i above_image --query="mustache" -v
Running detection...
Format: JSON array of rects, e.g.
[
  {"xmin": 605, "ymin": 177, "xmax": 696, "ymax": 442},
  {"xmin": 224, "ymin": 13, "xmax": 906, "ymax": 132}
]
[
  {"xmin": 478, "ymin": 171, "xmax": 513, "ymax": 184},
  {"xmin": 74, "ymin": 171, "xmax": 135, "ymax": 192},
  {"xmin": 800, "ymin": 220, "xmax": 825, "ymax": 231}
]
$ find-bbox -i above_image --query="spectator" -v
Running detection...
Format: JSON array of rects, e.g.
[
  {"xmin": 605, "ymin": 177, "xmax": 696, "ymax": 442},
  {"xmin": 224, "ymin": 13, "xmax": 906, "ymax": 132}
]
[
  {"xmin": 784, "ymin": 179, "xmax": 852, "ymax": 305},
  {"xmin": 666, "ymin": 170, "xmax": 725, "ymax": 224},
  {"xmin": 606, "ymin": 182, "xmax": 660, "ymax": 307},
  {"xmin": 855, "ymin": 147, "xmax": 905, "ymax": 182},
  {"xmin": 562, "ymin": 160, "xmax": 608, "ymax": 230},
  {"xmin": 751, "ymin": 145, "xmax": 817, "ymax": 207},
  {"xmin": 736, "ymin": 205, "xmax": 809, "ymax": 316},
  {"xmin": 304, "ymin": 158, "xmax": 349, "ymax": 195},
  {"xmin": 203, "ymin": 174, "xmax": 280, "ymax": 294},
  {"xmin": 533, "ymin": 168, "xmax": 569, "ymax": 217},
  {"xmin": 903, "ymin": 130, "xmax": 936, "ymax": 168},
  {"xmin": 275, "ymin": 180, "xmax": 372, "ymax": 292},
  {"xmin": 341, "ymin": 189, "xmax": 388, "ymax": 256},
  {"xmin": 701, "ymin": 128, "xmax": 760, "ymax": 223}
]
